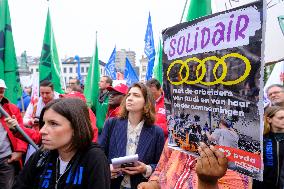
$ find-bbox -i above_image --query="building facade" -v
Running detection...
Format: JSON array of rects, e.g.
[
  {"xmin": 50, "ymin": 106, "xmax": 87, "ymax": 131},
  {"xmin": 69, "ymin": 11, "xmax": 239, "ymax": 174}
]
[
  {"xmin": 26, "ymin": 56, "xmax": 105, "ymax": 85},
  {"xmin": 139, "ymin": 55, "xmax": 148, "ymax": 83},
  {"xmin": 115, "ymin": 49, "xmax": 136, "ymax": 72},
  {"xmin": 62, "ymin": 57, "xmax": 106, "ymax": 84}
]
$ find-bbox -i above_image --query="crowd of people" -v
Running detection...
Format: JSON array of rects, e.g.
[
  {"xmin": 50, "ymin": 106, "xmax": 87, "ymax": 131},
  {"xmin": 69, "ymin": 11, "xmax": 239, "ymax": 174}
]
[{"xmin": 0, "ymin": 76, "xmax": 284, "ymax": 189}]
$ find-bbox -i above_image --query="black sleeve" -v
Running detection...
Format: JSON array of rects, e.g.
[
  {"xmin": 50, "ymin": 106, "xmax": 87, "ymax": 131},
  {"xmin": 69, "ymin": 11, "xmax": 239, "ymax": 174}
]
[
  {"xmin": 86, "ymin": 146, "xmax": 111, "ymax": 189},
  {"xmin": 13, "ymin": 152, "xmax": 41, "ymax": 189}
]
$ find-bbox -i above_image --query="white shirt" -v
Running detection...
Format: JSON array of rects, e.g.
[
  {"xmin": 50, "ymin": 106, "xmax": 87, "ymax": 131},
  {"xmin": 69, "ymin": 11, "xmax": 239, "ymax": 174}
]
[
  {"xmin": 121, "ymin": 120, "xmax": 152, "ymax": 187},
  {"xmin": 23, "ymin": 94, "xmax": 59, "ymax": 126}
]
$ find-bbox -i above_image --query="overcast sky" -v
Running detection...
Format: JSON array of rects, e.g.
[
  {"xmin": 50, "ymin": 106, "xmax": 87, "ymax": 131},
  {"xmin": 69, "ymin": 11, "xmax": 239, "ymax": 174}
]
[
  {"xmin": 9, "ymin": 0, "xmax": 283, "ymax": 65},
  {"xmin": 9, "ymin": 0, "xmax": 186, "ymax": 63}
]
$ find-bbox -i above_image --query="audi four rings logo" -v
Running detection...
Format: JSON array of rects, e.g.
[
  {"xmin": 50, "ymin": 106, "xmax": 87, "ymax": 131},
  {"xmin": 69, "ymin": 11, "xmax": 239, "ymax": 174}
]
[{"xmin": 166, "ymin": 53, "xmax": 251, "ymax": 86}]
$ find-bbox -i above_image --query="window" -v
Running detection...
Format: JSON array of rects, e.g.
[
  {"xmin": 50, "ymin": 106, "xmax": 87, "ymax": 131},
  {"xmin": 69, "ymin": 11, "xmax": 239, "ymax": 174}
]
[
  {"xmin": 36, "ymin": 68, "xmax": 38, "ymax": 72},
  {"xmin": 63, "ymin": 67, "xmax": 67, "ymax": 73},
  {"xmin": 31, "ymin": 68, "xmax": 33, "ymax": 73},
  {"xmin": 86, "ymin": 67, "xmax": 89, "ymax": 72},
  {"xmin": 81, "ymin": 67, "xmax": 84, "ymax": 73},
  {"xmin": 69, "ymin": 67, "xmax": 73, "ymax": 73}
]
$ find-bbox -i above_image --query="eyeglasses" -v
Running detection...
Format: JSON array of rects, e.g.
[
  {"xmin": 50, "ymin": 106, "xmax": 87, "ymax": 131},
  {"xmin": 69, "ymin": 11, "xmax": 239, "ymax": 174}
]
[{"xmin": 268, "ymin": 91, "xmax": 284, "ymax": 97}]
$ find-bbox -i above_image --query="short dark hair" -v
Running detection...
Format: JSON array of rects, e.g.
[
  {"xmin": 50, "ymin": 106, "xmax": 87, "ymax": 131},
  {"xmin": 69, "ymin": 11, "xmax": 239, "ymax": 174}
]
[
  {"xmin": 266, "ymin": 84, "xmax": 284, "ymax": 94},
  {"xmin": 40, "ymin": 80, "xmax": 54, "ymax": 91},
  {"xmin": 146, "ymin": 78, "xmax": 161, "ymax": 90},
  {"xmin": 119, "ymin": 82, "xmax": 156, "ymax": 126},
  {"xmin": 70, "ymin": 78, "xmax": 80, "ymax": 85},
  {"xmin": 102, "ymin": 76, "xmax": 113, "ymax": 86},
  {"xmin": 39, "ymin": 98, "xmax": 93, "ymax": 152}
]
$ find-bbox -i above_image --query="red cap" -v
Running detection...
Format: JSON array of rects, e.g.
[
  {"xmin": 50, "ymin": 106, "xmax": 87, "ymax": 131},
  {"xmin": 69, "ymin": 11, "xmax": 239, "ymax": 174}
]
[
  {"xmin": 59, "ymin": 91, "xmax": 86, "ymax": 102},
  {"xmin": 107, "ymin": 83, "xmax": 128, "ymax": 95}
]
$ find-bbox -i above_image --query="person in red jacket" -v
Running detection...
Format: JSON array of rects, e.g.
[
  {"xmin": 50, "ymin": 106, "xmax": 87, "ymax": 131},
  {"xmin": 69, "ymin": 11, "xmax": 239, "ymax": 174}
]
[
  {"xmin": 6, "ymin": 91, "xmax": 99, "ymax": 144},
  {"xmin": 105, "ymin": 83, "xmax": 128, "ymax": 119},
  {"xmin": 0, "ymin": 79, "xmax": 27, "ymax": 189},
  {"xmin": 146, "ymin": 78, "xmax": 168, "ymax": 138}
]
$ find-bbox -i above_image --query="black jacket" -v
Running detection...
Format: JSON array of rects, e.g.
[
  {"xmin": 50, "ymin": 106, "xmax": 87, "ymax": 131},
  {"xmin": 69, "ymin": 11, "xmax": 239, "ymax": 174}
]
[
  {"xmin": 253, "ymin": 132, "xmax": 284, "ymax": 189},
  {"xmin": 13, "ymin": 143, "xmax": 110, "ymax": 189}
]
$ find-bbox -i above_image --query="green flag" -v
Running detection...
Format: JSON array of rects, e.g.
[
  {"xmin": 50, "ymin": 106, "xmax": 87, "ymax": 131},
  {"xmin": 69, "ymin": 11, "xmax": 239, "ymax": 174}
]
[
  {"xmin": 186, "ymin": 0, "xmax": 212, "ymax": 21},
  {"xmin": 84, "ymin": 35, "xmax": 108, "ymax": 132},
  {"xmin": 279, "ymin": 16, "xmax": 284, "ymax": 36},
  {"xmin": 0, "ymin": 0, "xmax": 22, "ymax": 104},
  {"xmin": 39, "ymin": 9, "xmax": 63, "ymax": 94},
  {"xmin": 84, "ymin": 35, "xmax": 100, "ymax": 109},
  {"xmin": 153, "ymin": 39, "xmax": 163, "ymax": 85}
]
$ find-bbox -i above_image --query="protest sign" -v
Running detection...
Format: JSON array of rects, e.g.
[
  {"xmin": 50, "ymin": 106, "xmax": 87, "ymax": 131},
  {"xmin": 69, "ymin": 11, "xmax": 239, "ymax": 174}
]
[{"xmin": 163, "ymin": 1, "xmax": 263, "ymax": 179}]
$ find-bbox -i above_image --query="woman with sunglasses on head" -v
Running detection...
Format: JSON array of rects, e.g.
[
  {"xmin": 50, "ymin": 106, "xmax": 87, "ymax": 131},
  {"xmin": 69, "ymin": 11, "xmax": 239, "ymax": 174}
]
[
  {"xmin": 12, "ymin": 98, "xmax": 110, "ymax": 189},
  {"xmin": 99, "ymin": 82, "xmax": 165, "ymax": 189}
]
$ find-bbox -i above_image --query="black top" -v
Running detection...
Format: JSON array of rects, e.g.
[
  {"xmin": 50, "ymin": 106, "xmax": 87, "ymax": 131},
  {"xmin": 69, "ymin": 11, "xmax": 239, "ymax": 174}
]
[
  {"xmin": 253, "ymin": 132, "xmax": 284, "ymax": 189},
  {"xmin": 13, "ymin": 143, "xmax": 110, "ymax": 189}
]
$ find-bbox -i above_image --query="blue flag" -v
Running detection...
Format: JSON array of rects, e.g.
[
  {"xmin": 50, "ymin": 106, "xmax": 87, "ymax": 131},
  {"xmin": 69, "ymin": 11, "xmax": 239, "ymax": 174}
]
[
  {"xmin": 144, "ymin": 12, "xmax": 155, "ymax": 81},
  {"xmin": 105, "ymin": 46, "xmax": 117, "ymax": 80},
  {"xmin": 74, "ymin": 55, "xmax": 82, "ymax": 84},
  {"xmin": 124, "ymin": 57, "xmax": 139, "ymax": 87}
]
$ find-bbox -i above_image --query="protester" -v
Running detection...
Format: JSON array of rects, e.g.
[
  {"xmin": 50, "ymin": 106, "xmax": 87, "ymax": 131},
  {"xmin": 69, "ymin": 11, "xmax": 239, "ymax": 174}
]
[
  {"xmin": 7, "ymin": 91, "xmax": 99, "ymax": 143},
  {"xmin": 206, "ymin": 119, "xmax": 239, "ymax": 148},
  {"xmin": 146, "ymin": 78, "xmax": 168, "ymax": 138},
  {"xmin": 253, "ymin": 106, "xmax": 284, "ymax": 189},
  {"xmin": 69, "ymin": 77, "xmax": 82, "ymax": 91},
  {"xmin": 24, "ymin": 80, "xmax": 58, "ymax": 129},
  {"xmin": 0, "ymin": 79, "xmax": 27, "ymax": 189},
  {"xmin": 266, "ymin": 84, "xmax": 284, "ymax": 106},
  {"xmin": 99, "ymin": 82, "xmax": 165, "ymax": 189},
  {"xmin": 106, "ymin": 83, "xmax": 128, "ymax": 119},
  {"xmin": 138, "ymin": 141, "xmax": 250, "ymax": 189},
  {"xmin": 95, "ymin": 76, "xmax": 112, "ymax": 133},
  {"xmin": 12, "ymin": 98, "xmax": 110, "ymax": 189}
]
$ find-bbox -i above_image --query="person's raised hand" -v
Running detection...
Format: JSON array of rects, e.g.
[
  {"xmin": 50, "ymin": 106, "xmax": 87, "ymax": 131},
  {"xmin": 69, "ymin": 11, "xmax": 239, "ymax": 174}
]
[
  {"xmin": 5, "ymin": 115, "xmax": 18, "ymax": 132},
  {"xmin": 196, "ymin": 142, "xmax": 228, "ymax": 188}
]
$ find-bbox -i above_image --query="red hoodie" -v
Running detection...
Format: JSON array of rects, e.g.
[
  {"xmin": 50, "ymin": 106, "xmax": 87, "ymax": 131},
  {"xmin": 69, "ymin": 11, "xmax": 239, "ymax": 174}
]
[{"xmin": 155, "ymin": 93, "xmax": 168, "ymax": 138}]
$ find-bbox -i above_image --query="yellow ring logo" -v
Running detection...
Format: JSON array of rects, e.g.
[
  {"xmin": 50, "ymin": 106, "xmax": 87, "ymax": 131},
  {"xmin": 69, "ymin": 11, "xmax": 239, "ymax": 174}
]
[{"xmin": 166, "ymin": 53, "xmax": 251, "ymax": 86}]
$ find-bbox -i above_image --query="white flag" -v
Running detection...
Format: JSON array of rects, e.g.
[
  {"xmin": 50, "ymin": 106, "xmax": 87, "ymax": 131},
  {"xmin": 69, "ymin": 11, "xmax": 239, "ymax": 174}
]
[{"xmin": 264, "ymin": 61, "xmax": 284, "ymax": 105}]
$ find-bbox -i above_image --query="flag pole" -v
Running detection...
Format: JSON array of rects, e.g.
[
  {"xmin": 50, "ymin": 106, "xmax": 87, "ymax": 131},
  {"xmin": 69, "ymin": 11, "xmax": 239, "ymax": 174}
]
[
  {"xmin": 0, "ymin": 106, "xmax": 39, "ymax": 150},
  {"xmin": 180, "ymin": 0, "xmax": 189, "ymax": 23}
]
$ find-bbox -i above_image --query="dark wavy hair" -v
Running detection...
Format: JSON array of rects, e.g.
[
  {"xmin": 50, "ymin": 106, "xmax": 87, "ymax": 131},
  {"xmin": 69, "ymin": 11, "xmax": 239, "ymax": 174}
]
[
  {"xmin": 119, "ymin": 82, "xmax": 156, "ymax": 126},
  {"xmin": 39, "ymin": 98, "xmax": 93, "ymax": 152}
]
